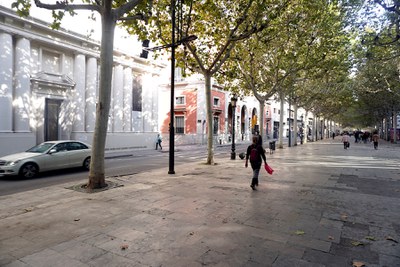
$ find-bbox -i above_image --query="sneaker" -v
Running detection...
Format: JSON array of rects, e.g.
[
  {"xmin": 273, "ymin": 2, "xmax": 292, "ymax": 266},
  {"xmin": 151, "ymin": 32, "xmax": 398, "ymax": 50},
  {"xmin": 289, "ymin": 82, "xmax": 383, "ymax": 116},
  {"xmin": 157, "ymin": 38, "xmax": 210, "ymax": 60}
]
[{"xmin": 250, "ymin": 185, "xmax": 256, "ymax": 190}]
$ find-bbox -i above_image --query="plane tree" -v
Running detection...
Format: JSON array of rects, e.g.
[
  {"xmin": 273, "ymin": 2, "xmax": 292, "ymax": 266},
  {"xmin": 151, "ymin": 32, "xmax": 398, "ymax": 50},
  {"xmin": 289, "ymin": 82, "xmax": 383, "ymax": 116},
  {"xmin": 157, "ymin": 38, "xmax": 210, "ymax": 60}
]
[
  {"xmin": 347, "ymin": 0, "xmax": 400, "ymax": 133},
  {"xmin": 12, "ymin": 0, "xmax": 150, "ymax": 190},
  {"xmin": 217, "ymin": 0, "xmax": 352, "ymax": 147},
  {"xmin": 352, "ymin": 53, "xmax": 400, "ymax": 131}
]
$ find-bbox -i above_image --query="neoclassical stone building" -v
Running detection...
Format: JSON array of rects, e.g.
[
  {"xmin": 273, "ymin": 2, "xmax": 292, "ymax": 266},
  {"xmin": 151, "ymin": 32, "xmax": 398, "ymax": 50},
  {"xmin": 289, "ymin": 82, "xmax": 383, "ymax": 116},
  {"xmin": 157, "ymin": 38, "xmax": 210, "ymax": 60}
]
[{"xmin": 0, "ymin": 6, "xmax": 164, "ymax": 156}]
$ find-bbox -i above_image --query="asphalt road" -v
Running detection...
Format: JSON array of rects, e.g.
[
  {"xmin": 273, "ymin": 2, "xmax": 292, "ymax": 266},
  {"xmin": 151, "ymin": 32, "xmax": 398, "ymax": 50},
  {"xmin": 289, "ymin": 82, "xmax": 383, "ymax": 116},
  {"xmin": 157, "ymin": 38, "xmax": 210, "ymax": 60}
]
[{"xmin": 0, "ymin": 144, "xmax": 248, "ymax": 196}]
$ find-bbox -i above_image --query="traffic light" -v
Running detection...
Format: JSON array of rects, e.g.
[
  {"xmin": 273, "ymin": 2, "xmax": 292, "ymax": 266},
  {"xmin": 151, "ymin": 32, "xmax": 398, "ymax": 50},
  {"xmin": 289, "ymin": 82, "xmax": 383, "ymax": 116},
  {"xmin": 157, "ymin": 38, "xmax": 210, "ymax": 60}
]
[{"xmin": 140, "ymin": 40, "xmax": 150, "ymax": 59}]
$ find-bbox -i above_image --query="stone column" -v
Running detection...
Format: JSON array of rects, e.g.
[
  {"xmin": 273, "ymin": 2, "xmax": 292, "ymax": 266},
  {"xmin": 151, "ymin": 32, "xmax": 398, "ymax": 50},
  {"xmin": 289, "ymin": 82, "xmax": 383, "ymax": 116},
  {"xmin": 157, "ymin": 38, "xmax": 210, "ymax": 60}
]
[
  {"xmin": 85, "ymin": 57, "xmax": 97, "ymax": 132},
  {"xmin": 72, "ymin": 54, "xmax": 86, "ymax": 132},
  {"xmin": 0, "ymin": 32, "xmax": 13, "ymax": 132},
  {"xmin": 123, "ymin": 67, "xmax": 133, "ymax": 132},
  {"xmin": 14, "ymin": 37, "xmax": 31, "ymax": 132},
  {"xmin": 112, "ymin": 65, "xmax": 124, "ymax": 132}
]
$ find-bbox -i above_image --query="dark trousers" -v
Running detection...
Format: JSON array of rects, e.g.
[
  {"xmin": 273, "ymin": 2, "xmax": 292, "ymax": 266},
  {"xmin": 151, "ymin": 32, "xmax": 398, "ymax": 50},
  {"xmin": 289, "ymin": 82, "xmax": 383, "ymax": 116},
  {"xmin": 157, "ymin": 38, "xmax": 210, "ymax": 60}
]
[
  {"xmin": 343, "ymin": 142, "xmax": 349, "ymax": 149},
  {"xmin": 251, "ymin": 168, "xmax": 260, "ymax": 186},
  {"xmin": 156, "ymin": 141, "xmax": 162, "ymax": 150}
]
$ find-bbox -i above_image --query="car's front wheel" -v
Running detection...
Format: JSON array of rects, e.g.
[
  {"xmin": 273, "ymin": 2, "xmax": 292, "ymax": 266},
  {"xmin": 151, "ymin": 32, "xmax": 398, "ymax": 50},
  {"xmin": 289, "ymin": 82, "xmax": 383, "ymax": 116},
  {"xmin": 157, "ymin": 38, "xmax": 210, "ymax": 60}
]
[
  {"xmin": 19, "ymin": 163, "xmax": 39, "ymax": 178},
  {"xmin": 83, "ymin": 157, "xmax": 91, "ymax": 170}
]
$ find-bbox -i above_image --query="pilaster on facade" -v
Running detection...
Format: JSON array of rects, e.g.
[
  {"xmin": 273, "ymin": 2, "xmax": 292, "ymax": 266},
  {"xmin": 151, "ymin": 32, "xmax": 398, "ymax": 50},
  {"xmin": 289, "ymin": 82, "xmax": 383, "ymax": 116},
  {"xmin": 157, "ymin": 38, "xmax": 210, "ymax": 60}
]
[
  {"xmin": 0, "ymin": 32, "xmax": 13, "ymax": 132},
  {"xmin": 72, "ymin": 53, "xmax": 86, "ymax": 133},
  {"xmin": 85, "ymin": 57, "xmax": 97, "ymax": 133},
  {"xmin": 112, "ymin": 65, "xmax": 124, "ymax": 132},
  {"xmin": 14, "ymin": 36, "xmax": 31, "ymax": 132}
]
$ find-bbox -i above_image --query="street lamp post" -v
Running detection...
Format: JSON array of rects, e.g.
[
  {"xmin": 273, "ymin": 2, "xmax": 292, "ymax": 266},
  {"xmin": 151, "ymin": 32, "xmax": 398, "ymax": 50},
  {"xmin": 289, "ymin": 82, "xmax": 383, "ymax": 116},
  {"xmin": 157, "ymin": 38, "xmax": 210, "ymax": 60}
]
[
  {"xmin": 141, "ymin": 0, "xmax": 197, "ymax": 175},
  {"xmin": 168, "ymin": 0, "xmax": 177, "ymax": 174},
  {"xmin": 300, "ymin": 115, "xmax": 304, "ymax": 144},
  {"xmin": 231, "ymin": 95, "xmax": 238, "ymax": 160}
]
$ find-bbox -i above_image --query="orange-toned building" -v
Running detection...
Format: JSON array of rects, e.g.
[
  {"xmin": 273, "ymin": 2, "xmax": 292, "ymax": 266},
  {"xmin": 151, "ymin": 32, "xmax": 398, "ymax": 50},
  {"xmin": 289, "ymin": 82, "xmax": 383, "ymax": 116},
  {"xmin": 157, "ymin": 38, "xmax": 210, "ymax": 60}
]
[{"xmin": 158, "ymin": 73, "xmax": 274, "ymax": 146}]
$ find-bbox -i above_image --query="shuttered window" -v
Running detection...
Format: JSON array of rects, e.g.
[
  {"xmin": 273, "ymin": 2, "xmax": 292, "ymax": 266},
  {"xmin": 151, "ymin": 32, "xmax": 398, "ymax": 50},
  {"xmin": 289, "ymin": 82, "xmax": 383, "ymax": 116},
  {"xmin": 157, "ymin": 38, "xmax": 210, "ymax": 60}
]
[{"xmin": 175, "ymin": 116, "xmax": 184, "ymax": 134}]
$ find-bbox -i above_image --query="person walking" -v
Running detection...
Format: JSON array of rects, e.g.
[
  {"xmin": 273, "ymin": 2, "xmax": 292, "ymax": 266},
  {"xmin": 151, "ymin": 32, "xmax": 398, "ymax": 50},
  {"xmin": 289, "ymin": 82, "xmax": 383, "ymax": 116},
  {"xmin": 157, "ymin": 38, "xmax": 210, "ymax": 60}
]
[
  {"xmin": 155, "ymin": 134, "xmax": 162, "ymax": 150},
  {"xmin": 342, "ymin": 132, "xmax": 350, "ymax": 149},
  {"xmin": 245, "ymin": 136, "xmax": 267, "ymax": 190},
  {"xmin": 372, "ymin": 131, "xmax": 379, "ymax": 150}
]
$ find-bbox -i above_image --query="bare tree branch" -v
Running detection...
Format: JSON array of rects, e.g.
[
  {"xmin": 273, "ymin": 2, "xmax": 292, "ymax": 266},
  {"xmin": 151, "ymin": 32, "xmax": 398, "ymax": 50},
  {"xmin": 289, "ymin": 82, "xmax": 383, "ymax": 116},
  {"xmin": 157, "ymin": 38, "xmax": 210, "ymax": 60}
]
[{"xmin": 34, "ymin": 0, "xmax": 100, "ymax": 12}]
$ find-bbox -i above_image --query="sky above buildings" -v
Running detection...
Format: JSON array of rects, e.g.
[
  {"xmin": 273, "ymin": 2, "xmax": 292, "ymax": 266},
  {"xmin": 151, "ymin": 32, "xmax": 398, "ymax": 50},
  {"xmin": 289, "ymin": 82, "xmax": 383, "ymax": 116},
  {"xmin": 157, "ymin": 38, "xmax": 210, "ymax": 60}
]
[{"xmin": 0, "ymin": 0, "xmax": 142, "ymax": 55}]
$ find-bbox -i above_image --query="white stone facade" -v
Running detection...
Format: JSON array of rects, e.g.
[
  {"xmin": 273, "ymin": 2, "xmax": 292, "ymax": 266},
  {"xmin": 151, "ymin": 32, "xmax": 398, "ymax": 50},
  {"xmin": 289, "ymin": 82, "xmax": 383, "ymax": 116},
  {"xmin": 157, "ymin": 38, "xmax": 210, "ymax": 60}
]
[{"xmin": 0, "ymin": 6, "xmax": 164, "ymax": 156}]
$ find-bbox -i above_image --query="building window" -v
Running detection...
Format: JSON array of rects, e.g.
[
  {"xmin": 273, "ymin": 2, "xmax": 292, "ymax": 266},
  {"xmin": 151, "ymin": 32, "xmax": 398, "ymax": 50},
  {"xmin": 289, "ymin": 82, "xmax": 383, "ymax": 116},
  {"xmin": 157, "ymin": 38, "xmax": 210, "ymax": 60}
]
[
  {"xmin": 175, "ymin": 116, "xmax": 184, "ymax": 134},
  {"xmin": 213, "ymin": 116, "xmax": 219, "ymax": 135},
  {"xmin": 175, "ymin": 67, "xmax": 183, "ymax": 81},
  {"xmin": 132, "ymin": 76, "xmax": 142, "ymax": 111},
  {"xmin": 278, "ymin": 109, "xmax": 280, "ymax": 115},
  {"xmin": 273, "ymin": 108, "xmax": 276, "ymax": 114},
  {"xmin": 213, "ymin": 97, "xmax": 220, "ymax": 107},
  {"xmin": 175, "ymin": 96, "xmax": 185, "ymax": 105}
]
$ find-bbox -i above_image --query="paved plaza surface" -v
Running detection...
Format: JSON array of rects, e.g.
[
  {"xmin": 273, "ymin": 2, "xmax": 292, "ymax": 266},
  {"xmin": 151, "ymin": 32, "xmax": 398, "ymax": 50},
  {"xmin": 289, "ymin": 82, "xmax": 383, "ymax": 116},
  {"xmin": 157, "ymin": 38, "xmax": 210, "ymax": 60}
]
[{"xmin": 0, "ymin": 138, "xmax": 399, "ymax": 267}]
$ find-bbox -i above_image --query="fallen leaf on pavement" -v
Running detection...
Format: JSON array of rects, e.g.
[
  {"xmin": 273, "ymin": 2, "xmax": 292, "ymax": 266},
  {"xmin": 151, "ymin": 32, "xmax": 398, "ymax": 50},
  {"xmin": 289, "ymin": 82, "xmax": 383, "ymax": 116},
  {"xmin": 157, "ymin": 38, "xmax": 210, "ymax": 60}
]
[
  {"xmin": 295, "ymin": 230, "xmax": 305, "ymax": 235},
  {"xmin": 385, "ymin": 236, "xmax": 398, "ymax": 243},
  {"xmin": 120, "ymin": 244, "xmax": 129, "ymax": 250},
  {"xmin": 328, "ymin": 235, "xmax": 334, "ymax": 240},
  {"xmin": 74, "ymin": 218, "xmax": 80, "ymax": 222},
  {"xmin": 341, "ymin": 214, "xmax": 348, "ymax": 221},
  {"xmin": 351, "ymin": 241, "xmax": 364, "ymax": 246},
  {"xmin": 365, "ymin": 236, "xmax": 376, "ymax": 241},
  {"xmin": 352, "ymin": 260, "xmax": 365, "ymax": 267}
]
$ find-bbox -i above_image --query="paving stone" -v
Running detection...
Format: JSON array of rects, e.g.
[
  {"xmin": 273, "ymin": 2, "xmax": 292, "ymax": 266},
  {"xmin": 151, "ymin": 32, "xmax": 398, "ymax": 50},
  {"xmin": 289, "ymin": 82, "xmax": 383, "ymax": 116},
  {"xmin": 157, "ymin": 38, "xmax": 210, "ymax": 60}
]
[
  {"xmin": 303, "ymin": 248, "xmax": 350, "ymax": 266},
  {"xmin": 19, "ymin": 249, "xmax": 88, "ymax": 267},
  {"xmin": 273, "ymin": 256, "xmax": 325, "ymax": 267},
  {"xmin": 3, "ymin": 260, "xmax": 30, "ymax": 267},
  {"xmin": 330, "ymin": 237, "xmax": 380, "ymax": 264},
  {"xmin": 86, "ymin": 251, "xmax": 139, "ymax": 267}
]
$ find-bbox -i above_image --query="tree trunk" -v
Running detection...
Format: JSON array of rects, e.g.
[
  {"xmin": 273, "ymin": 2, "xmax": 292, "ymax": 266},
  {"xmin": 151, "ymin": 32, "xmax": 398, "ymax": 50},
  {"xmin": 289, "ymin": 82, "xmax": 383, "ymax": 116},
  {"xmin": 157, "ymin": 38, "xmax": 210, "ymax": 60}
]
[
  {"xmin": 314, "ymin": 114, "xmax": 318, "ymax": 141},
  {"xmin": 393, "ymin": 110, "xmax": 398, "ymax": 143},
  {"xmin": 278, "ymin": 91, "xmax": 285, "ymax": 149},
  {"xmin": 205, "ymin": 72, "xmax": 214, "ymax": 165},
  {"xmin": 258, "ymin": 99, "xmax": 265, "ymax": 146},
  {"xmin": 293, "ymin": 104, "xmax": 298, "ymax": 146},
  {"xmin": 303, "ymin": 111, "xmax": 309, "ymax": 144},
  {"xmin": 87, "ymin": 8, "xmax": 116, "ymax": 189}
]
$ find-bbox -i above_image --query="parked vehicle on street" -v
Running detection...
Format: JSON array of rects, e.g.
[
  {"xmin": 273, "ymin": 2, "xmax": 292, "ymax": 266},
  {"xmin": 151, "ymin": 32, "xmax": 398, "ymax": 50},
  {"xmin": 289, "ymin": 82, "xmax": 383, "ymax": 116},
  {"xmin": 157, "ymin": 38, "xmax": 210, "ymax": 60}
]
[{"xmin": 0, "ymin": 141, "xmax": 91, "ymax": 178}]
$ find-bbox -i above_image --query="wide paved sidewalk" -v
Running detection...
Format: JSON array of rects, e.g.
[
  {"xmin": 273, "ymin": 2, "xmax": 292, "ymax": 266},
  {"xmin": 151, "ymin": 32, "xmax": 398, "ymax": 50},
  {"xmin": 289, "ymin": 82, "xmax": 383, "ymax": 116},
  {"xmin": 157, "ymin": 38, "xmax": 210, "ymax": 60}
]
[{"xmin": 0, "ymin": 138, "xmax": 399, "ymax": 266}]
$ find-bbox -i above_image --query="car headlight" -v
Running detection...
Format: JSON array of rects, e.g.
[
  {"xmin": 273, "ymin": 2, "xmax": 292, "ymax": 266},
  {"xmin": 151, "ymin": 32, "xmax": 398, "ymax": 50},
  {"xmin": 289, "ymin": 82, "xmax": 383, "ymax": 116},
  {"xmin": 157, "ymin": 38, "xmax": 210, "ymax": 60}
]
[{"xmin": 6, "ymin": 160, "xmax": 20, "ymax": 166}]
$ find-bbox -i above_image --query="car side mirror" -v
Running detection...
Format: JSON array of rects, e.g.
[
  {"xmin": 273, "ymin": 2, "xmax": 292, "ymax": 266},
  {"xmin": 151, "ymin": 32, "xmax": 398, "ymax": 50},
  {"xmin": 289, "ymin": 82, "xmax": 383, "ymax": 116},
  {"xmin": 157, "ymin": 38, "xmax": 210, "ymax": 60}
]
[{"xmin": 49, "ymin": 149, "xmax": 57, "ymax": 154}]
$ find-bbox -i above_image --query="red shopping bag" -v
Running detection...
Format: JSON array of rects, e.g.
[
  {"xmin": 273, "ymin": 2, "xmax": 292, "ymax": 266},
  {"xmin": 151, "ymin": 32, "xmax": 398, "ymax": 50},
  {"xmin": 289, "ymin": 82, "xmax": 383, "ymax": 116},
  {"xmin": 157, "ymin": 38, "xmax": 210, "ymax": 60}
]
[{"xmin": 264, "ymin": 163, "xmax": 274, "ymax": 175}]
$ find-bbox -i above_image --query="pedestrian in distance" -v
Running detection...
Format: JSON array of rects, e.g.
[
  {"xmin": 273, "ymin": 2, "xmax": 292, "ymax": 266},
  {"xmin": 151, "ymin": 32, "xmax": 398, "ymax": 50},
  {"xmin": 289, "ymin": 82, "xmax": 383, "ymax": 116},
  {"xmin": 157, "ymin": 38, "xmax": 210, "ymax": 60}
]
[
  {"xmin": 342, "ymin": 132, "xmax": 350, "ymax": 149},
  {"xmin": 245, "ymin": 136, "xmax": 267, "ymax": 190},
  {"xmin": 332, "ymin": 132, "xmax": 336, "ymax": 139},
  {"xmin": 155, "ymin": 133, "xmax": 162, "ymax": 150},
  {"xmin": 372, "ymin": 131, "xmax": 379, "ymax": 150},
  {"xmin": 255, "ymin": 131, "xmax": 263, "ymax": 147}
]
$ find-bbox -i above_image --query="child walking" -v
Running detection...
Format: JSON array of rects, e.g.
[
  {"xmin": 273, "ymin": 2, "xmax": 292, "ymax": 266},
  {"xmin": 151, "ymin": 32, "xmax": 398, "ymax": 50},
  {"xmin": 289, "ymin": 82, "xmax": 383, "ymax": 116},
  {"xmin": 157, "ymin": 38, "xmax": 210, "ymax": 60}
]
[{"xmin": 245, "ymin": 136, "xmax": 267, "ymax": 190}]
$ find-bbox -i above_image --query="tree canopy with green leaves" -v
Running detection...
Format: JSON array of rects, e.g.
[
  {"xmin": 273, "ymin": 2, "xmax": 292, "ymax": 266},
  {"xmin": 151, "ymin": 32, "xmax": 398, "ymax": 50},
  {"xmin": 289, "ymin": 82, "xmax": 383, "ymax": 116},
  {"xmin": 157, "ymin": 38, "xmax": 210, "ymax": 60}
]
[{"xmin": 124, "ymin": 0, "xmax": 292, "ymax": 164}]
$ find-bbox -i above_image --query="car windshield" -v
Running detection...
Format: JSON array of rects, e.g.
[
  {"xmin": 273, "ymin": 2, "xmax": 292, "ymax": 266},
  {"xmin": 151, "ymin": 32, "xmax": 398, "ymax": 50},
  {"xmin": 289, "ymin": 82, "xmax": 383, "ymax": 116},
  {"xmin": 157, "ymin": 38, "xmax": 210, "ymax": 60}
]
[{"xmin": 26, "ymin": 143, "xmax": 55, "ymax": 153}]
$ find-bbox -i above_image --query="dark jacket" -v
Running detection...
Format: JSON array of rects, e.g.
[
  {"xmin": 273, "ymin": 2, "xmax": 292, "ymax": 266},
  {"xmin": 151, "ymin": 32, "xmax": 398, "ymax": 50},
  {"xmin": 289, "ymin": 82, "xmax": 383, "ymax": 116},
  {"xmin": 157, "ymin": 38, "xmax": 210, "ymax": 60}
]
[{"xmin": 246, "ymin": 144, "xmax": 266, "ymax": 169}]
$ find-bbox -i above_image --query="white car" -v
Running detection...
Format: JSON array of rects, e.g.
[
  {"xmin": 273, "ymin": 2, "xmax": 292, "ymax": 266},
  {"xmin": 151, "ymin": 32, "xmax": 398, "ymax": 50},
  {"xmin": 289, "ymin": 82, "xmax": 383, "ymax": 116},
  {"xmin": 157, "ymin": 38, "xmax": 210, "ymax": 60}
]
[{"xmin": 0, "ymin": 141, "xmax": 91, "ymax": 178}]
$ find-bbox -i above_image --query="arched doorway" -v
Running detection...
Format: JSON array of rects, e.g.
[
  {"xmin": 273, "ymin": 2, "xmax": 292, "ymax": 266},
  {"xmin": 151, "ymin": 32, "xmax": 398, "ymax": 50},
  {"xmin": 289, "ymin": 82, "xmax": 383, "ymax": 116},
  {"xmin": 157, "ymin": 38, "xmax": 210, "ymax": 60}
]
[{"xmin": 251, "ymin": 108, "xmax": 258, "ymax": 134}]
